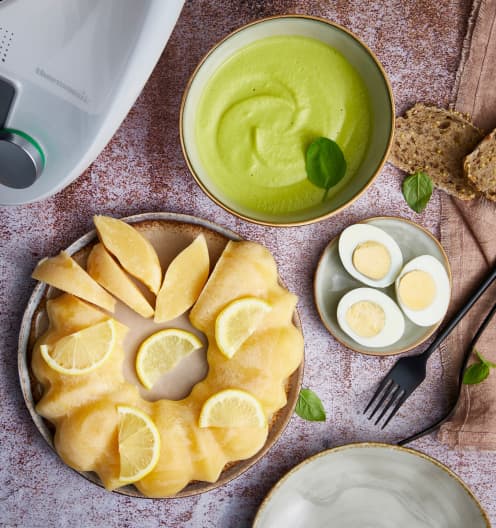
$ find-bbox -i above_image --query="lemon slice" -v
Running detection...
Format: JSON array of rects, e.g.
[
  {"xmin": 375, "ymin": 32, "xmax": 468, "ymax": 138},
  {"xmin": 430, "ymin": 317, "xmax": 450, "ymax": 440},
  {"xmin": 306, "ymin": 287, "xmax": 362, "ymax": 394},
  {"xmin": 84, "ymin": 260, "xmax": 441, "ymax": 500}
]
[
  {"xmin": 136, "ymin": 329, "xmax": 203, "ymax": 389},
  {"xmin": 117, "ymin": 405, "xmax": 160, "ymax": 483},
  {"xmin": 215, "ymin": 297, "xmax": 272, "ymax": 358},
  {"xmin": 40, "ymin": 320, "xmax": 116, "ymax": 375},
  {"xmin": 199, "ymin": 389, "xmax": 266, "ymax": 428}
]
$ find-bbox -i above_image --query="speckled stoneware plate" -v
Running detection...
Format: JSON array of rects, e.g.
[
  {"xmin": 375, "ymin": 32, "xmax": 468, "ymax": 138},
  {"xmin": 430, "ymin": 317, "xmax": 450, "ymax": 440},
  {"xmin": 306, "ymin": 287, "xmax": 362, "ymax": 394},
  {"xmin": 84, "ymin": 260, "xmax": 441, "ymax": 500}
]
[
  {"xmin": 18, "ymin": 212, "xmax": 304, "ymax": 498},
  {"xmin": 314, "ymin": 216, "xmax": 452, "ymax": 356},
  {"xmin": 254, "ymin": 443, "xmax": 490, "ymax": 527}
]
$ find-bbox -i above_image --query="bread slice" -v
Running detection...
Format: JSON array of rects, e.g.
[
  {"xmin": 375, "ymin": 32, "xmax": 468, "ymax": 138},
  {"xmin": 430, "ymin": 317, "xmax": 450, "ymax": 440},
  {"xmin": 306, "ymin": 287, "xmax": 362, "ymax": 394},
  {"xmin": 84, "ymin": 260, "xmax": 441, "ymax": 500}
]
[
  {"xmin": 390, "ymin": 104, "xmax": 483, "ymax": 200},
  {"xmin": 464, "ymin": 128, "xmax": 496, "ymax": 202}
]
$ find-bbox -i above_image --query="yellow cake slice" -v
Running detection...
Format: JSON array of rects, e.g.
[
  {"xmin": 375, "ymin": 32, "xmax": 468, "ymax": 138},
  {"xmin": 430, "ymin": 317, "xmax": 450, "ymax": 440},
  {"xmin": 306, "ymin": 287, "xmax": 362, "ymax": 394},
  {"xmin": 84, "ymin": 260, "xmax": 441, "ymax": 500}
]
[
  {"xmin": 87, "ymin": 243, "xmax": 154, "ymax": 318},
  {"xmin": 32, "ymin": 252, "xmax": 116, "ymax": 312},
  {"xmin": 94, "ymin": 215, "xmax": 162, "ymax": 294},
  {"xmin": 154, "ymin": 234, "xmax": 210, "ymax": 323}
]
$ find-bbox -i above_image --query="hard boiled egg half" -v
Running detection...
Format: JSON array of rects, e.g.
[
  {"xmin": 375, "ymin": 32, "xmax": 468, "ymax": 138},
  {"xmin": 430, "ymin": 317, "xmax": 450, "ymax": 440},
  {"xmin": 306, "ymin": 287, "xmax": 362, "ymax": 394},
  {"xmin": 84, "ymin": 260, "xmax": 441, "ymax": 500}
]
[
  {"xmin": 337, "ymin": 288, "xmax": 405, "ymax": 348},
  {"xmin": 339, "ymin": 224, "xmax": 403, "ymax": 288},
  {"xmin": 395, "ymin": 255, "xmax": 451, "ymax": 327}
]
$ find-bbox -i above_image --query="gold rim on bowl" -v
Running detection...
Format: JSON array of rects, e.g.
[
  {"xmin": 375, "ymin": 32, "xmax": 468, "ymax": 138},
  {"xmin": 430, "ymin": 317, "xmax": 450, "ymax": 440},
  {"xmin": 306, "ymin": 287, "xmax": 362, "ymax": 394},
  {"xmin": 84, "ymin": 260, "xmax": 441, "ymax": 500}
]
[
  {"xmin": 253, "ymin": 442, "xmax": 491, "ymax": 527},
  {"xmin": 313, "ymin": 216, "xmax": 453, "ymax": 356},
  {"xmin": 180, "ymin": 14, "xmax": 395, "ymax": 227}
]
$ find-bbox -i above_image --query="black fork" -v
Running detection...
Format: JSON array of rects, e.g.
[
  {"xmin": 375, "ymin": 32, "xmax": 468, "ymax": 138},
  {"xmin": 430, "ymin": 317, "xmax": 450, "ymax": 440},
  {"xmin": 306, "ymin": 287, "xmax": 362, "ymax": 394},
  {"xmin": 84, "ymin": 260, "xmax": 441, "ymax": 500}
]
[{"xmin": 364, "ymin": 264, "xmax": 496, "ymax": 429}]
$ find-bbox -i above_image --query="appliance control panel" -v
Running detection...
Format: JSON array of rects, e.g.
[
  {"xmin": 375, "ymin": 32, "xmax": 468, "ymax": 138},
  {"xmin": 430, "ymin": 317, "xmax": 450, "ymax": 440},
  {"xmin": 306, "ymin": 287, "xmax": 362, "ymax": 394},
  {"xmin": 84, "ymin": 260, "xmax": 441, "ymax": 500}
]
[
  {"xmin": 0, "ymin": 77, "xmax": 44, "ymax": 189},
  {"xmin": 0, "ymin": 0, "xmax": 184, "ymax": 205}
]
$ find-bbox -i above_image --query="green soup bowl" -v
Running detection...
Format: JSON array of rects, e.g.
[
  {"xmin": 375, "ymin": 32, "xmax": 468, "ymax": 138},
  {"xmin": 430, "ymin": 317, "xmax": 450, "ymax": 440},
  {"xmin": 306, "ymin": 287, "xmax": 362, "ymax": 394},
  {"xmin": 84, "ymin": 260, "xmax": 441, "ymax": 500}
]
[{"xmin": 180, "ymin": 15, "xmax": 394, "ymax": 226}]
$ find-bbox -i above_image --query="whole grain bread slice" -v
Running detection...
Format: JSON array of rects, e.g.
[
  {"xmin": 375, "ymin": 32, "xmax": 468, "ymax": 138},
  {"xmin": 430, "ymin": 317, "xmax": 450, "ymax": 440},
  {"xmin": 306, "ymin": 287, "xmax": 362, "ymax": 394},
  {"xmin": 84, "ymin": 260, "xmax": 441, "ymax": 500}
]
[
  {"xmin": 390, "ymin": 103, "xmax": 483, "ymax": 200},
  {"xmin": 464, "ymin": 128, "xmax": 496, "ymax": 202}
]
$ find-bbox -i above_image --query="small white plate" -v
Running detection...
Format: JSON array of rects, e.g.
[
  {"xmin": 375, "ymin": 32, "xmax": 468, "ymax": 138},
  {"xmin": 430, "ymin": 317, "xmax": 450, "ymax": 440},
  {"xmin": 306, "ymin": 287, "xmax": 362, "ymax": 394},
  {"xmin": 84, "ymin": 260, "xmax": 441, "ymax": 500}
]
[
  {"xmin": 254, "ymin": 443, "xmax": 489, "ymax": 527},
  {"xmin": 314, "ymin": 216, "xmax": 452, "ymax": 355}
]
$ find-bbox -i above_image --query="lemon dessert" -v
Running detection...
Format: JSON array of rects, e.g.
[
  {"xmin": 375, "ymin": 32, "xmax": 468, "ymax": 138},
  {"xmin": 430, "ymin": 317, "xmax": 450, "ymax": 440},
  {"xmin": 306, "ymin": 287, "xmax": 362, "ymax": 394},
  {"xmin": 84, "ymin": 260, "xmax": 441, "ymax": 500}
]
[{"xmin": 30, "ymin": 216, "xmax": 303, "ymax": 497}]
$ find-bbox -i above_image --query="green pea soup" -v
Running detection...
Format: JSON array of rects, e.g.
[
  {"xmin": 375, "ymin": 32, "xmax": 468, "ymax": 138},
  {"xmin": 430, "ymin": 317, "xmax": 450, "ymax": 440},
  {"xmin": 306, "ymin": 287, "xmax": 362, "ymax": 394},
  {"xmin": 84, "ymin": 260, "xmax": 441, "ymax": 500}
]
[{"xmin": 195, "ymin": 35, "xmax": 372, "ymax": 217}]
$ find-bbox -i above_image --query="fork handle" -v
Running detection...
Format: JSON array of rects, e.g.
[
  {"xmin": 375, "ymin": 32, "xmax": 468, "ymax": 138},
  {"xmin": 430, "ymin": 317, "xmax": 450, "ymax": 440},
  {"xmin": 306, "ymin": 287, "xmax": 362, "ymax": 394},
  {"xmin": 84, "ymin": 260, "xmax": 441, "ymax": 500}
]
[
  {"xmin": 399, "ymin": 299, "xmax": 496, "ymax": 446},
  {"xmin": 421, "ymin": 263, "xmax": 496, "ymax": 360}
]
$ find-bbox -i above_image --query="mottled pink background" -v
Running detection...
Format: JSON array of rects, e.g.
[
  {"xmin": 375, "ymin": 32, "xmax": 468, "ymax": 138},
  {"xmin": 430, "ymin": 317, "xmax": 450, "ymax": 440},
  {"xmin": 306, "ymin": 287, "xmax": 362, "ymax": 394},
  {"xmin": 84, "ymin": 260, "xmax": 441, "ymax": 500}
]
[{"xmin": 1, "ymin": 1, "xmax": 495, "ymax": 526}]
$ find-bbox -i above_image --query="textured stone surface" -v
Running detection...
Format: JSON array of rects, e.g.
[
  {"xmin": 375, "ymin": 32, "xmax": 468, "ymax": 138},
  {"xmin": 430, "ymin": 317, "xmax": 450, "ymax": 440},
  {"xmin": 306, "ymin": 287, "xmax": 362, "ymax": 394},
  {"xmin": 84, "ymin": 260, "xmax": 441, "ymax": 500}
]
[{"xmin": 1, "ymin": 0, "xmax": 495, "ymax": 526}]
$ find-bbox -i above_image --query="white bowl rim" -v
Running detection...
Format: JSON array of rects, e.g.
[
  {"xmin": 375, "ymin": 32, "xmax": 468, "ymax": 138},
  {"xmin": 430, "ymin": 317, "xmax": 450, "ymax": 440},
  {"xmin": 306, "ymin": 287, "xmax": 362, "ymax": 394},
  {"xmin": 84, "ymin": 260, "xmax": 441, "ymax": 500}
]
[{"xmin": 252, "ymin": 442, "xmax": 491, "ymax": 527}]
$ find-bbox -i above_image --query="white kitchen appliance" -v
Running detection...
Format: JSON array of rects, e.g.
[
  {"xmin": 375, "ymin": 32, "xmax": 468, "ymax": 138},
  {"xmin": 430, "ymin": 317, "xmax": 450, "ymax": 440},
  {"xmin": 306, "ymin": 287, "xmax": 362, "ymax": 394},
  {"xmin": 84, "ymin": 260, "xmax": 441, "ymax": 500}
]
[{"xmin": 0, "ymin": 0, "xmax": 184, "ymax": 205}]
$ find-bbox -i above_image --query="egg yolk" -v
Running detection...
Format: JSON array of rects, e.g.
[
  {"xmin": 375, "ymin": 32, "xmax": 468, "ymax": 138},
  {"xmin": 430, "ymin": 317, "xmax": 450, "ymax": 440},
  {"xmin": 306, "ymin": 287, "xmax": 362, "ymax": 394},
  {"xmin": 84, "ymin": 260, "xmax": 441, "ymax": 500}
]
[
  {"xmin": 345, "ymin": 301, "xmax": 385, "ymax": 338},
  {"xmin": 398, "ymin": 270, "xmax": 436, "ymax": 311},
  {"xmin": 352, "ymin": 241, "xmax": 391, "ymax": 280}
]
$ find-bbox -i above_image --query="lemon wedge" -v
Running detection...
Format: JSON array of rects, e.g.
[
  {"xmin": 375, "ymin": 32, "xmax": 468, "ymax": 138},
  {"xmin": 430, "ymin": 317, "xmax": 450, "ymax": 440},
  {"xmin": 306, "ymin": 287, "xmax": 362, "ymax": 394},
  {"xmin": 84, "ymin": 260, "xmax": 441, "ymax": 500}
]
[
  {"xmin": 215, "ymin": 297, "xmax": 272, "ymax": 358},
  {"xmin": 117, "ymin": 405, "xmax": 160, "ymax": 483},
  {"xmin": 136, "ymin": 329, "xmax": 203, "ymax": 389},
  {"xmin": 40, "ymin": 319, "xmax": 116, "ymax": 375},
  {"xmin": 199, "ymin": 389, "xmax": 266, "ymax": 428}
]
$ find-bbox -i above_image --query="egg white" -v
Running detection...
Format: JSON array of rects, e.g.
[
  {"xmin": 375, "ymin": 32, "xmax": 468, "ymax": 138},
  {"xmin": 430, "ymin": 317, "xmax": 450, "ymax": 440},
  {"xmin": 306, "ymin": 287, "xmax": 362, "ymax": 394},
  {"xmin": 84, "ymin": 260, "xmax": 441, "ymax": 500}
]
[
  {"xmin": 338, "ymin": 224, "xmax": 403, "ymax": 288},
  {"xmin": 337, "ymin": 288, "xmax": 405, "ymax": 348},
  {"xmin": 394, "ymin": 255, "xmax": 451, "ymax": 327}
]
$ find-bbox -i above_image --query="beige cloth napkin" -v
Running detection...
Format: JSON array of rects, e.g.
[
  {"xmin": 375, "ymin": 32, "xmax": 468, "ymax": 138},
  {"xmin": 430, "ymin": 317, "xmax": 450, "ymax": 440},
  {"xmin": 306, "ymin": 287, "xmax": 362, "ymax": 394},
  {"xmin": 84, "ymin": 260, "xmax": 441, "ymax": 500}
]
[{"xmin": 437, "ymin": 0, "xmax": 496, "ymax": 450}]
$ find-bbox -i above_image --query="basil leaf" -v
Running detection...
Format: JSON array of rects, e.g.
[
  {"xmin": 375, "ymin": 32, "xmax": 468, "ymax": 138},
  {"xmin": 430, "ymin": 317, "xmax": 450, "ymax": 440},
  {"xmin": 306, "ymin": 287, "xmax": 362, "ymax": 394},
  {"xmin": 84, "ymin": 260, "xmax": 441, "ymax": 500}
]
[
  {"xmin": 305, "ymin": 137, "xmax": 347, "ymax": 202},
  {"xmin": 463, "ymin": 362, "xmax": 490, "ymax": 385},
  {"xmin": 402, "ymin": 172, "xmax": 433, "ymax": 213},
  {"xmin": 476, "ymin": 348, "xmax": 496, "ymax": 369},
  {"xmin": 295, "ymin": 388, "xmax": 326, "ymax": 421}
]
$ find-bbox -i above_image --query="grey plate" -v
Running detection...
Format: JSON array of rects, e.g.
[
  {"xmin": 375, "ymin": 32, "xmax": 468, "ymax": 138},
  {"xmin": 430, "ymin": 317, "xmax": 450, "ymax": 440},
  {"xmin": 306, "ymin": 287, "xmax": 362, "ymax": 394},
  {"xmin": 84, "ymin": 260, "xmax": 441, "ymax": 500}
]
[
  {"xmin": 254, "ymin": 443, "xmax": 489, "ymax": 527},
  {"xmin": 314, "ymin": 216, "xmax": 452, "ymax": 356}
]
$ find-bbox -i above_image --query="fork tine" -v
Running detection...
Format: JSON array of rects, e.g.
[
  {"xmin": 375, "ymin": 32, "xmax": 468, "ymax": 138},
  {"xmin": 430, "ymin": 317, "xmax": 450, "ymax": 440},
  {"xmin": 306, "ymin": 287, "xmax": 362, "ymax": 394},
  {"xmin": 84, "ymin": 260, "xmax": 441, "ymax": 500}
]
[
  {"xmin": 368, "ymin": 380, "xmax": 396, "ymax": 421},
  {"xmin": 381, "ymin": 391, "xmax": 408, "ymax": 430},
  {"xmin": 363, "ymin": 377, "xmax": 393, "ymax": 416},
  {"xmin": 374, "ymin": 386, "xmax": 402, "ymax": 425}
]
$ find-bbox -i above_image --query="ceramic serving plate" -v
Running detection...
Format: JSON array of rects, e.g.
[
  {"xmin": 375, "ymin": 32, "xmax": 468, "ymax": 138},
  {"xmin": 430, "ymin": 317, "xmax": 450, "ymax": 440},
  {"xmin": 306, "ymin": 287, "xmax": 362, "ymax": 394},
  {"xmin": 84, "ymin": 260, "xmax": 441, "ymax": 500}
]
[
  {"xmin": 254, "ymin": 443, "xmax": 490, "ymax": 527},
  {"xmin": 314, "ymin": 216, "xmax": 452, "ymax": 355},
  {"xmin": 18, "ymin": 212, "xmax": 304, "ymax": 498},
  {"xmin": 181, "ymin": 15, "xmax": 394, "ymax": 226}
]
